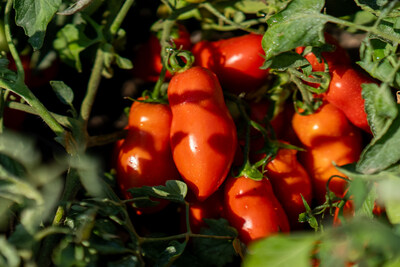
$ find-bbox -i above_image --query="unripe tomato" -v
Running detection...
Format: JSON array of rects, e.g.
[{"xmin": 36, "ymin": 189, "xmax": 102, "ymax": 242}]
[
  {"xmin": 192, "ymin": 33, "xmax": 269, "ymax": 94},
  {"xmin": 265, "ymin": 146, "xmax": 313, "ymax": 230},
  {"xmin": 224, "ymin": 176, "xmax": 290, "ymax": 245},
  {"xmin": 324, "ymin": 65, "xmax": 375, "ymax": 133},
  {"xmin": 168, "ymin": 66, "xmax": 237, "ymax": 201},
  {"xmin": 291, "ymin": 103, "xmax": 353, "ymax": 147},
  {"xmin": 132, "ymin": 25, "xmax": 192, "ymax": 82},
  {"xmin": 116, "ymin": 101, "xmax": 181, "ymax": 202}
]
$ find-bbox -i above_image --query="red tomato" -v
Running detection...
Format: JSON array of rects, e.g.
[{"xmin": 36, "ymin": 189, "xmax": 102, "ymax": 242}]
[
  {"xmin": 324, "ymin": 65, "xmax": 375, "ymax": 133},
  {"xmin": 115, "ymin": 101, "xmax": 181, "ymax": 204},
  {"xmin": 265, "ymin": 146, "xmax": 313, "ymax": 230},
  {"xmin": 168, "ymin": 66, "xmax": 237, "ymax": 201},
  {"xmin": 292, "ymin": 103, "xmax": 363, "ymax": 204},
  {"xmin": 291, "ymin": 102, "xmax": 353, "ymax": 147},
  {"xmin": 224, "ymin": 176, "xmax": 290, "ymax": 245},
  {"xmin": 132, "ymin": 26, "xmax": 192, "ymax": 82},
  {"xmin": 302, "ymin": 133, "xmax": 362, "ymax": 204},
  {"xmin": 192, "ymin": 33, "xmax": 269, "ymax": 94}
]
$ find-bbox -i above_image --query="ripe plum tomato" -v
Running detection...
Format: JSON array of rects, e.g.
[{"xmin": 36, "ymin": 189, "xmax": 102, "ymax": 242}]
[
  {"xmin": 265, "ymin": 146, "xmax": 313, "ymax": 230},
  {"xmin": 168, "ymin": 66, "xmax": 237, "ymax": 201},
  {"xmin": 291, "ymin": 102, "xmax": 354, "ymax": 147},
  {"xmin": 192, "ymin": 33, "xmax": 269, "ymax": 94},
  {"xmin": 115, "ymin": 101, "xmax": 181, "ymax": 205},
  {"xmin": 292, "ymin": 103, "xmax": 363, "ymax": 204},
  {"xmin": 132, "ymin": 26, "xmax": 192, "ymax": 82},
  {"xmin": 325, "ymin": 65, "xmax": 375, "ymax": 133},
  {"xmin": 302, "ymin": 133, "xmax": 362, "ymax": 204},
  {"xmin": 224, "ymin": 176, "xmax": 290, "ymax": 245}
]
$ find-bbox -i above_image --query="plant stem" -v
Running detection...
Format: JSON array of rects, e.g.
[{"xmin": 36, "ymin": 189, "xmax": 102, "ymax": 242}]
[
  {"xmin": 110, "ymin": 0, "xmax": 135, "ymax": 36},
  {"xmin": 200, "ymin": 2, "xmax": 260, "ymax": 34},
  {"xmin": 4, "ymin": 0, "xmax": 24, "ymax": 83},
  {"xmin": 79, "ymin": 47, "xmax": 104, "ymax": 125},
  {"xmin": 320, "ymin": 14, "xmax": 400, "ymax": 44}
]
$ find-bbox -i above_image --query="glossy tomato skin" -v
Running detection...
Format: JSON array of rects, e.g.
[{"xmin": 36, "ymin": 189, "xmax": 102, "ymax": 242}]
[
  {"xmin": 132, "ymin": 26, "xmax": 192, "ymax": 82},
  {"xmin": 324, "ymin": 65, "xmax": 375, "ymax": 133},
  {"xmin": 168, "ymin": 66, "xmax": 237, "ymax": 201},
  {"xmin": 291, "ymin": 102, "xmax": 353, "ymax": 147},
  {"xmin": 302, "ymin": 134, "xmax": 362, "ymax": 204},
  {"xmin": 116, "ymin": 101, "xmax": 181, "ymax": 201},
  {"xmin": 292, "ymin": 103, "xmax": 363, "ymax": 204},
  {"xmin": 224, "ymin": 176, "xmax": 290, "ymax": 245},
  {"xmin": 192, "ymin": 33, "xmax": 269, "ymax": 94},
  {"xmin": 265, "ymin": 146, "xmax": 313, "ymax": 230}
]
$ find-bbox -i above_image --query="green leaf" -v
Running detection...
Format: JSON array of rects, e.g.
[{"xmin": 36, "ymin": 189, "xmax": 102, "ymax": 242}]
[
  {"xmin": 192, "ymin": 218, "xmax": 238, "ymax": 267},
  {"xmin": 356, "ymin": 105, "xmax": 400, "ymax": 174},
  {"xmin": 70, "ymin": 154, "xmax": 104, "ymax": 198},
  {"xmin": 376, "ymin": 177, "xmax": 400, "ymax": 224},
  {"xmin": 14, "ymin": 0, "xmax": 62, "ymax": 50},
  {"xmin": 358, "ymin": 38, "xmax": 400, "ymax": 87},
  {"xmin": 362, "ymin": 83, "xmax": 397, "ymax": 138},
  {"xmin": 53, "ymin": 22, "xmax": 101, "ymax": 72},
  {"xmin": 263, "ymin": 51, "xmax": 310, "ymax": 71},
  {"xmin": 156, "ymin": 240, "xmax": 187, "ymax": 266},
  {"xmin": 50, "ymin": 81, "xmax": 74, "ymax": 107},
  {"xmin": 130, "ymin": 180, "xmax": 188, "ymax": 204},
  {"xmin": 243, "ymin": 233, "xmax": 318, "ymax": 267},
  {"xmin": 262, "ymin": 0, "xmax": 326, "ymax": 61}
]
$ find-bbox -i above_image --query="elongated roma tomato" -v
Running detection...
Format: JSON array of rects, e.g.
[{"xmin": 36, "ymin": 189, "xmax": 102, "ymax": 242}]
[
  {"xmin": 168, "ymin": 66, "xmax": 237, "ymax": 201},
  {"xmin": 224, "ymin": 176, "xmax": 290, "ymax": 245},
  {"xmin": 116, "ymin": 101, "xmax": 181, "ymax": 201},
  {"xmin": 266, "ymin": 146, "xmax": 313, "ymax": 229}
]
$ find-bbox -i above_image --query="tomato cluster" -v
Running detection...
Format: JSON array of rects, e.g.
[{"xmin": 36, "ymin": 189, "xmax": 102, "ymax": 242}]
[{"xmin": 114, "ymin": 29, "xmax": 374, "ymax": 246}]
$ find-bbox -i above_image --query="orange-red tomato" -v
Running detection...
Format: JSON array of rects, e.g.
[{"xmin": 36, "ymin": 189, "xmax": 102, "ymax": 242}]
[
  {"xmin": 292, "ymin": 103, "xmax": 363, "ymax": 204},
  {"xmin": 192, "ymin": 33, "xmax": 269, "ymax": 94},
  {"xmin": 224, "ymin": 176, "xmax": 290, "ymax": 245},
  {"xmin": 168, "ymin": 66, "xmax": 237, "ymax": 201},
  {"xmin": 265, "ymin": 146, "xmax": 313, "ymax": 230},
  {"xmin": 291, "ymin": 102, "xmax": 353, "ymax": 147},
  {"xmin": 115, "ymin": 101, "xmax": 181, "ymax": 203}
]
